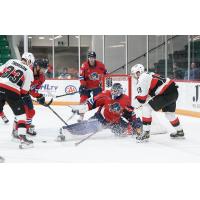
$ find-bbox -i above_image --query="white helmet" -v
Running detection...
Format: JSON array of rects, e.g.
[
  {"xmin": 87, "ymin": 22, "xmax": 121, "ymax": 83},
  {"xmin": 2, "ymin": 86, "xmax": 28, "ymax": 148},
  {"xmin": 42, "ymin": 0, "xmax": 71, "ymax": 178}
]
[
  {"xmin": 22, "ymin": 52, "xmax": 35, "ymax": 65},
  {"xmin": 131, "ymin": 64, "xmax": 145, "ymax": 79}
]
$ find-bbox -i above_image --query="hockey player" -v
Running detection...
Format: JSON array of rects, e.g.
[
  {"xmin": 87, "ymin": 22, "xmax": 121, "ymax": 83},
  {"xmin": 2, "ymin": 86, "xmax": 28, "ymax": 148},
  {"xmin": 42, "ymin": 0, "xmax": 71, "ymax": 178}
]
[
  {"xmin": 131, "ymin": 64, "xmax": 185, "ymax": 142},
  {"xmin": 73, "ymin": 83, "xmax": 142, "ymax": 136},
  {"xmin": 21, "ymin": 59, "xmax": 47, "ymax": 136},
  {"xmin": 0, "ymin": 52, "xmax": 34, "ymax": 147},
  {"xmin": 78, "ymin": 51, "xmax": 108, "ymax": 121}
]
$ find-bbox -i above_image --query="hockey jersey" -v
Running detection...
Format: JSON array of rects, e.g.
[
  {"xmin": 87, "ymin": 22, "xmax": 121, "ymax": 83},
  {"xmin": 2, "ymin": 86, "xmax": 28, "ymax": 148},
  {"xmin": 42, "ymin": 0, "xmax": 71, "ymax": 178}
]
[
  {"xmin": 0, "ymin": 59, "xmax": 34, "ymax": 94},
  {"xmin": 133, "ymin": 72, "xmax": 175, "ymax": 107},
  {"xmin": 87, "ymin": 90, "xmax": 135, "ymax": 124},
  {"xmin": 79, "ymin": 60, "xmax": 107, "ymax": 89},
  {"xmin": 29, "ymin": 71, "xmax": 46, "ymax": 98}
]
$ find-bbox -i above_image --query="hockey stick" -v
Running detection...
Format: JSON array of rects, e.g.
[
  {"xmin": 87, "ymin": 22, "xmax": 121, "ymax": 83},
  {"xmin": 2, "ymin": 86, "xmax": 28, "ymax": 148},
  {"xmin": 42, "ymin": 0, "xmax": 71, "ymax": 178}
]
[
  {"xmin": 47, "ymin": 105, "xmax": 69, "ymax": 126},
  {"xmin": 32, "ymin": 99, "xmax": 69, "ymax": 126},
  {"xmin": 47, "ymin": 90, "xmax": 79, "ymax": 98},
  {"xmin": 74, "ymin": 131, "xmax": 98, "ymax": 146},
  {"xmin": 32, "ymin": 98, "xmax": 53, "ymax": 107}
]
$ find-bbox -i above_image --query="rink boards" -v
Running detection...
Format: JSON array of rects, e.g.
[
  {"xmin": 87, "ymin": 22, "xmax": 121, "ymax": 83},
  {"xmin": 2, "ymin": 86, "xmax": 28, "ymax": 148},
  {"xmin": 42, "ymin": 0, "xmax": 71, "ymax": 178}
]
[{"xmin": 36, "ymin": 79, "xmax": 200, "ymax": 118}]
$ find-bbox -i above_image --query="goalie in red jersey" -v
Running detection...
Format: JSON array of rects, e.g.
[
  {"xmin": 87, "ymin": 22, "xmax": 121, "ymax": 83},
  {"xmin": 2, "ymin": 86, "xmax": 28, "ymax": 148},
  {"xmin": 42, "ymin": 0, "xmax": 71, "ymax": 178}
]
[
  {"xmin": 78, "ymin": 51, "xmax": 108, "ymax": 121},
  {"xmin": 73, "ymin": 83, "xmax": 142, "ymax": 136}
]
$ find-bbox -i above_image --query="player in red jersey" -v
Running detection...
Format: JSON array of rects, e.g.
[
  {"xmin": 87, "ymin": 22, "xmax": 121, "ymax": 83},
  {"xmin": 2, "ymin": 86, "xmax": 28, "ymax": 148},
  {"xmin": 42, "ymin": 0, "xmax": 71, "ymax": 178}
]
[
  {"xmin": 131, "ymin": 64, "xmax": 185, "ymax": 142},
  {"xmin": 20, "ymin": 59, "xmax": 48, "ymax": 136},
  {"xmin": 74, "ymin": 83, "xmax": 142, "ymax": 136},
  {"xmin": 78, "ymin": 51, "xmax": 108, "ymax": 121}
]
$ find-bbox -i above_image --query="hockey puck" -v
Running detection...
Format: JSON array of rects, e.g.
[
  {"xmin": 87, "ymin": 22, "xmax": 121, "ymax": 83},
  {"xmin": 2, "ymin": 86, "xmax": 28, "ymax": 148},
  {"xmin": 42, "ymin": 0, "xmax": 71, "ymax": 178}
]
[{"xmin": 42, "ymin": 140, "xmax": 47, "ymax": 143}]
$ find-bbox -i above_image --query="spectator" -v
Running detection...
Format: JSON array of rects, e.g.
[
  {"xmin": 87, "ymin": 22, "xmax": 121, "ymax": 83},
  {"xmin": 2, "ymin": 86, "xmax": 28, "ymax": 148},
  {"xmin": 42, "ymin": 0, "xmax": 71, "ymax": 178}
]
[
  {"xmin": 58, "ymin": 68, "xmax": 71, "ymax": 79},
  {"xmin": 172, "ymin": 63, "xmax": 184, "ymax": 80},
  {"xmin": 184, "ymin": 62, "xmax": 200, "ymax": 80}
]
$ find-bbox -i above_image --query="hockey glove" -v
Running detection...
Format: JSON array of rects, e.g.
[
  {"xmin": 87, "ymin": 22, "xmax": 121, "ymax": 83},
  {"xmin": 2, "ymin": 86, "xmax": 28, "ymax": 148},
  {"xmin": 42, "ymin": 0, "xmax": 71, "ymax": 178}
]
[
  {"xmin": 79, "ymin": 85, "xmax": 86, "ymax": 95},
  {"xmin": 37, "ymin": 94, "xmax": 45, "ymax": 105}
]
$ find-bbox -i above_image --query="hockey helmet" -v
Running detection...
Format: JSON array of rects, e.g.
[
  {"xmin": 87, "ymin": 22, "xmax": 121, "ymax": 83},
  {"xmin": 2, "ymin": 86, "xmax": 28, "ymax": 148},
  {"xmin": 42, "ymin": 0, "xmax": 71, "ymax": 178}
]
[
  {"xmin": 88, "ymin": 51, "xmax": 96, "ymax": 58},
  {"xmin": 111, "ymin": 83, "xmax": 123, "ymax": 100},
  {"xmin": 131, "ymin": 64, "xmax": 144, "ymax": 79},
  {"xmin": 33, "ymin": 59, "xmax": 48, "ymax": 69},
  {"xmin": 22, "ymin": 52, "xmax": 35, "ymax": 65}
]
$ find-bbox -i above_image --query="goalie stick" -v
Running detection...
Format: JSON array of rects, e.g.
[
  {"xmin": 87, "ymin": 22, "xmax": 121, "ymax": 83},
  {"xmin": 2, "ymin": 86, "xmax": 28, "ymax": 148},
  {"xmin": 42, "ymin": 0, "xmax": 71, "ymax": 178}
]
[{"xmin": 74, "ymin": 131, "xmax": 98, "ymax": 146}]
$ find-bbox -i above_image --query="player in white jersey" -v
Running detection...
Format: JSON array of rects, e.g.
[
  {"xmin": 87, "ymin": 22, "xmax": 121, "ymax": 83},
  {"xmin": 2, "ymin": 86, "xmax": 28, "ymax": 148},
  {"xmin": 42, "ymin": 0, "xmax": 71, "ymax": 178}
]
[
  {"xmin": 0, "ymin": 52, "xmax": 34, "ymax": 148},
  {"xmin": 131, "ymin": 64, "xmax": 184, "ymax": 142}
]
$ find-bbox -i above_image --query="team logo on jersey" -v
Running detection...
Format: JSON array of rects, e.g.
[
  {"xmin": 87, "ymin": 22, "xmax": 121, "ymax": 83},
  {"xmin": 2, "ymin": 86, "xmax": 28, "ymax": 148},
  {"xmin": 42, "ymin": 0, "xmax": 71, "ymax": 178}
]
[
  {"xmin": 89, "ymin": 72, "xmax": 99, "ymax": 80},
  {"xmin": 109, "ymin": 102, "xmax": 121, "ymax": 113},
  {"xmin": 65, "ymin": 85, "xmax": 77, "ymax": 94}
]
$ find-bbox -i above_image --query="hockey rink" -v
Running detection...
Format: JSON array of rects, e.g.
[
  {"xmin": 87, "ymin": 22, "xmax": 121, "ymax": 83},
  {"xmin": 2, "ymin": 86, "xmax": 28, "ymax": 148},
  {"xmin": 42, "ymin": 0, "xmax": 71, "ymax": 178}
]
[{"xmin": 0, "ymin": 104, "xmax": 200, "ymax": 163}]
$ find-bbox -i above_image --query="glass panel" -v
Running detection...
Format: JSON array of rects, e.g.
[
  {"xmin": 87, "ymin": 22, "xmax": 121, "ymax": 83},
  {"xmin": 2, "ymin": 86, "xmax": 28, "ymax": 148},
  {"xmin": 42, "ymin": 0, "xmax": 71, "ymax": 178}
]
[
  {"xmin": 188, "ymin": 35, "xmax": 200, "ymax": 80},
  {"xmin": 127, "ymin": 35, "xmax": 147, "ymax": 74},
  {"xmin": 28, "ymin": 35, "xmax": 53, "ymax": 78},
  {"xmin": 54, "ymin": 35, "xmax": 79, "ymax": 79},
  {"xmin": 80, "ymin": 35, "xmax": 104, "ymax": 67},
  {"xmin": 148, "ymin": 35, "xmax": 165, "ymax": 76},
  {"xmin": 167, "ymin": 35, "xmax": 188, "ymax": 80},
  {"xmin": 80, "ymin": 35, "xmax": 92, "ymax": 65},
  {"xmin": 105, "ymin": 35, "xmax": 126, "ymax": 74}
]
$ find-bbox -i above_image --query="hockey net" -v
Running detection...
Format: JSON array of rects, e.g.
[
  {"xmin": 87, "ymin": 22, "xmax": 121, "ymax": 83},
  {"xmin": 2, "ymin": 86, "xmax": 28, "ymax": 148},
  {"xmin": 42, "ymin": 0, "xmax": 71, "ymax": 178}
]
[{"xmin": 102, "ymin": 74, "xmax": 168, "ymax": 134}]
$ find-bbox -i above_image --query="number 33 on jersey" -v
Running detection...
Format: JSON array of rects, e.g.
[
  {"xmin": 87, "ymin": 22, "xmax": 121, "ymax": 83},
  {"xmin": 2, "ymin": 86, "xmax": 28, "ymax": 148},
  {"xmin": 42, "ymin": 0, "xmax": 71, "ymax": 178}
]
[{"xmin": 0, "ymin": 59, "xmax": 34, "ymax": 94}]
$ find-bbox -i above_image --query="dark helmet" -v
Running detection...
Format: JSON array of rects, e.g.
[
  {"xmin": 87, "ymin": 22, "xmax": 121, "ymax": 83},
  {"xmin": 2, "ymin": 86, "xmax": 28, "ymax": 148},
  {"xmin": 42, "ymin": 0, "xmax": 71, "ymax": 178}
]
[
  {"xmin": 33, "ymin": 59, "xmax": 47, "ymax": 69},
  {"xmin": 111, "ymin": 83, "xmax": 123, "ymax": 100},
  {"xmin": 42, "ymin": 58, "xmax": 49, "ymax": 68},
  {"xmin": 88, "ymin": 51, "xmax": 96, "ymax": 58}
]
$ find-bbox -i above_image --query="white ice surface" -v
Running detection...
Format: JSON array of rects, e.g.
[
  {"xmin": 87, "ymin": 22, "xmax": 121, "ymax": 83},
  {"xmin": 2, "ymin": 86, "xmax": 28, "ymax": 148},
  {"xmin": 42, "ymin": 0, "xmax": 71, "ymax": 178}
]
[{"xmin": 0, "ymin": 104, "xmax": 200, "ymax": 163}]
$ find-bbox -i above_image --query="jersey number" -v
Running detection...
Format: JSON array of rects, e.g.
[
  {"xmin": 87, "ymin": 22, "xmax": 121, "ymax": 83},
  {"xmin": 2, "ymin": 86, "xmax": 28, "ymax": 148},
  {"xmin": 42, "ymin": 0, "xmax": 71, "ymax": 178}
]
[{"xmin": 1, "ymin": 66, "xmax": 24, "ymax": 86}]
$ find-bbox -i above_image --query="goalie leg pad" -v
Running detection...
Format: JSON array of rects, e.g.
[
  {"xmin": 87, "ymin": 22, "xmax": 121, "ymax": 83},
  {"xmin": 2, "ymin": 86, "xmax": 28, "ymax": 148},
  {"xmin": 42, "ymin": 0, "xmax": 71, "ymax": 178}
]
[{"xmin": 62, "ymin": 119, "xmax": 102, "ymax": 135}]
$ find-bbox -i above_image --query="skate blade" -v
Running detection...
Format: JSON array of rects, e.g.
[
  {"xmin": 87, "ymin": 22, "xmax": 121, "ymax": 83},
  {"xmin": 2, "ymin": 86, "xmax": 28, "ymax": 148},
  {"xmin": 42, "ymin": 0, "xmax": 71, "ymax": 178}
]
[
  {"xmin": 19, "ymin": 143, "xmax": 34, "ymax": 149},
  {"xmin": 136, "ymin": 138, "xmax": 149, "ymax": 143},
  {"xmin": 170, "ymin": 136, "xmax": 185, "ymax": 140}
]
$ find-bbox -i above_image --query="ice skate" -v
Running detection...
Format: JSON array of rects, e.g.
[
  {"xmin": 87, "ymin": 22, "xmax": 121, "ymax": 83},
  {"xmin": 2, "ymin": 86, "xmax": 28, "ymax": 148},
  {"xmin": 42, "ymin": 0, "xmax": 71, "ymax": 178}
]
[
  {"xmin": 11, "ymin": 129, "xmax": 20, "ymax": 142},
  {"xmin": 19, "ymin": 135, "xmax": 33, "ymax": 149},
  {"xmin": 136, "ymin": 131, "xmax": 150, "ymax": 142},
  {"xmin": 170, "ymin": 130, "xmax": 185, "ymax": 139},
  {"xmin": 26, "ymin": 124, "xmax": 37, "ymax": 136}
]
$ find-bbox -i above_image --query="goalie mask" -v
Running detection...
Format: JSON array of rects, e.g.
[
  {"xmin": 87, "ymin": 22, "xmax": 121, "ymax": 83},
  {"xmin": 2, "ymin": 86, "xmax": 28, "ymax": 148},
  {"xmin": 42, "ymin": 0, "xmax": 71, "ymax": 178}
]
[
  {"xmin": 111, "ymin": 83, "xmax": 123, "ymax": 100},
  {"xmin": 131, "ymin": 64, "xmax": 144, "ymax": 79}
]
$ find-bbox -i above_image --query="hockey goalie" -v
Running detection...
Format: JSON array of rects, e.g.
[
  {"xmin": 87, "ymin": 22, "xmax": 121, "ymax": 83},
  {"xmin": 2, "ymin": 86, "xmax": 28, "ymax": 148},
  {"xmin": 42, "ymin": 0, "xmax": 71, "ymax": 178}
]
[{"xmin": 58, "ymin": 83, "xmax": 142, "ymax": 141}]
